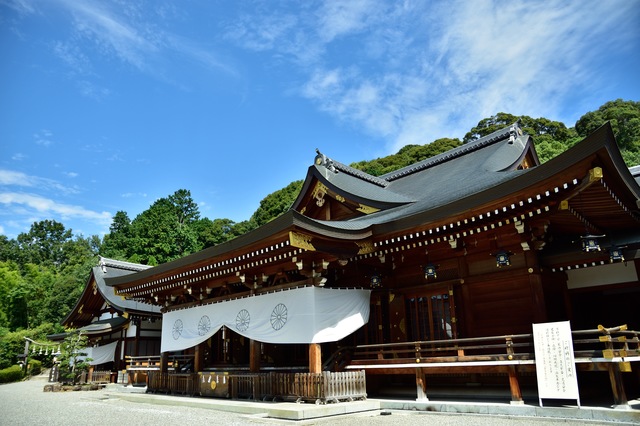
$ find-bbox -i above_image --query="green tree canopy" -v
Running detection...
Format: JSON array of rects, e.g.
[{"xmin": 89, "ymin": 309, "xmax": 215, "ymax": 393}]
[
  {"xmin": 575, "ymin": 99, "xmax": 640, "ymax": 166},
  {"xmin": 16, "ymin": 220, "xmax": 73, "ymax": 267}
]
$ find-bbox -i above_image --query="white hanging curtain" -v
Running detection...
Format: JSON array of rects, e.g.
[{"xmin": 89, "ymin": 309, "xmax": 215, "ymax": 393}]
[
  {"xmin": 82, "ymin": 341, "xmax": 118, "ymax": 365},
  {"xmin": 161, "ymin": 287, "xmax": 371, "ymax": 353}
]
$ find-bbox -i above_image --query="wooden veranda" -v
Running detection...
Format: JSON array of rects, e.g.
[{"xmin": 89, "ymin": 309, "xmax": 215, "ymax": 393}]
[
  {"xmin": 345, "ymin": 324, "xmax": 639, "ymax": 405},
  {"xmin": 137, "ymin": 325, "xmax": 638, "ymax": 407}
]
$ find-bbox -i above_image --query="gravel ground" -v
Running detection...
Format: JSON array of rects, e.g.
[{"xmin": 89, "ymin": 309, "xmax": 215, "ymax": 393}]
[{"xmin": 0, "ymin": 373, "xmax": 634, "ymax": 426}]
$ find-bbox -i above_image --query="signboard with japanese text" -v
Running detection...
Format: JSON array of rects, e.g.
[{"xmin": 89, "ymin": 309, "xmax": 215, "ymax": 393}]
[{"xmin": 532, "ymin": 321, "xmax": 580, "ymax": 406}]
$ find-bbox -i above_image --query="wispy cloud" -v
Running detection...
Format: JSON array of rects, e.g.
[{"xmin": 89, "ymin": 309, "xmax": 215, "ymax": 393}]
[
  {"xmin": 1, "ymin": 0, "xmax": 36, "ymax": 15},
  {"xmin": 226, "ymin": 0, "xmax": 639, "ymax": 152},
  {"xmin": 11, "ymin": 153, "xmax": 27, "ymax": 161},
  {"xmin": 0, "ymin": 191, "xmax": 111, "ymax": 224},
  {"xmin": 0, "ymin": 168, "xmax": 78, "ymax": 194},
  {"xmin": 33, "ymin": 129, "xmax": 53, "ymax": 146},
  {"xmin": 57, "ymin": 0, "xmax": 159, "ymax": 72},
  {"xmin": 43, "ymin": 0, "xmax": 238, "ymax": 91},
  {"xmin": 121, "ymin": 192, "xmax": 147, "ymax": 198}
]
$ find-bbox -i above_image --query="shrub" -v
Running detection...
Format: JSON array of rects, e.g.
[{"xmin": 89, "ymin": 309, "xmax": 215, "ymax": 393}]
[
  {"xmin": 27, "ymin": 359, "xmax": 42, "ymax": 376},
  {"xmin": 0, "ymin": 365, "xmax": 23, "ymax": 384}
]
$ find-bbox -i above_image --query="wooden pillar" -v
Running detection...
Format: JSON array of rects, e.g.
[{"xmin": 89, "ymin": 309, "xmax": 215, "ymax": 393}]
[
  {"xmin": 160, "ymin": 352, "xmax": 168, "ymax": 373},
  {"xmin": 415, "ymin": 367, "xmax": 428, "ymax": 401},
  {"xmin": 506, "ymin": 337, "xmax": 523, "ymax": 404},
  {"xmin": 249, "ymin": 340, "xmax": 261, "ymax": 373},
  {"xmin": 507, "ymin": 366, "xmax": 524, "ymax": 404},
  {"xmin": 608, "ymin": 363, "xmax": 628, "ymax": 407},
  {"xmin": 309, "ymin": 343, "xmax": 322, "ymax": 373},
  {"xmin": 88, "ymin": 365, "xmax": 94, "ymax": 383},
  {"xmin": 194, "ymin": 343, "xmax": 202, "ymax": 373}
]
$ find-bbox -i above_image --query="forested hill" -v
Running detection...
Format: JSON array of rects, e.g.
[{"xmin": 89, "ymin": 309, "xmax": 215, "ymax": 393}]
[{"xmin": 0, "ymin": 99, "xmax": 639, "ymax": 348}]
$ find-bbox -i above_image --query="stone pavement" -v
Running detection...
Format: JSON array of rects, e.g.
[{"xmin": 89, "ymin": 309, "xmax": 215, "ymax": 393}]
[{"xmin": 105, "ymin": 382, "xmax": 640, "ymax": 424}]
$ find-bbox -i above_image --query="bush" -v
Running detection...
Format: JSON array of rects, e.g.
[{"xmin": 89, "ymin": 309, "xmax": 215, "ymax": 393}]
[
  {"xmin": 27, "ymin": 359, "xmax": 42, "ymax": 376},
  {"xmin": 0, "ymin": 365, "xmax": 23, "ymax": 384}
]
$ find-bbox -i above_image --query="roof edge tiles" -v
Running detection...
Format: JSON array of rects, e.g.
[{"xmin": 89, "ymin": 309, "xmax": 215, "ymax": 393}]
[
  {"xmin": 98, "ymin": 256, "xmax": 153, "ymax": 272},
  {"xmin": 382, "ymin": 123, "xmax": 521, "ymax": 182},
  {"xmin": 314, "ymin": 149, "xmax": 389, "ymax": 187}
]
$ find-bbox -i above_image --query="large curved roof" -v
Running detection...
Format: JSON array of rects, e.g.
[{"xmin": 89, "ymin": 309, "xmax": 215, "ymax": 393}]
[
  {"xmin": 62, "ymin": 257, "xmax": 161, "ymax": 327},
  {"xmin": 297, "ymin": 123, "xmax": 536, "ymax": 232}
]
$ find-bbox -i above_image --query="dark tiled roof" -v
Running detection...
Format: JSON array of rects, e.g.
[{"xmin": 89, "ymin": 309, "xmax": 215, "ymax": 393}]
[
  {"xmin": 307, "ymin": 123, "xmax": 531, "ymax": 231},
  {"xmin": 93, "ymin": 259, "xmax": 161, "ymax": 314}
]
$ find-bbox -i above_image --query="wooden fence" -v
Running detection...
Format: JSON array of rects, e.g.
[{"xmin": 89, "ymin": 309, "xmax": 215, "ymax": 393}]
[
  {"xmin": 229, "ymin": 371, "xmax": 367, "ymax": 403},
  {"xmin": 148, "ymin": 370, "xmax": 366, "ymax": 404}
]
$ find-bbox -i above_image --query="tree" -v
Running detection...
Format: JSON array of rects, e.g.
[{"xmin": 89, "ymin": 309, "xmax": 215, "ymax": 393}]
[
  {"xmin": 0, "ymin": 236, "xmax": 19, "ymax": 263},
  {"xmin": 101, "ymin": 211, "xmax": 132, "ymax": 260},
  {"xmin": 16, "ymin": 220, "xmax": 73, "ymax": 267},
  {"xmin": 575, "ymin": 99, "xmax": 640, "ymax": 166},
  {"xmin": 0, "ymin": 262, "xmax": 21, "ymax": 329},
  {"xmin": 250, "ymin": 181, "xmax": 303, "ymax": 227},
  {"xmin": 128, "ymin": 190, "xmax": 202, "ymax": 264},
  {"xmin": 168, "ymin": 189, "xmax": 200, "ymax": 228},
  {"xmin": 350, "ymin": 138, "xmax": 463, "ymax": 177},
  {"xmin": 57, "ymin": 329, "xmax": 91, "ymax": 384}
]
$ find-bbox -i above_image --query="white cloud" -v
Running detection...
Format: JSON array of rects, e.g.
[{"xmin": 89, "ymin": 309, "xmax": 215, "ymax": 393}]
[
  {"xmin": 11, "ymin": 153, "xmax": 26, "ymax": 161},
  {"xmin": 1, "ymin": 0, "xmax": 36, "ymax": 15},
  {"xmin": 121, "ymin": 192, "xmax": 147, "ymax": 198},
  {"xmin": 33, "ymin": 129, "xmax": 53, "ymax": 146},
  {"xmin": 57, "ymin": 0, "xmax": 159, "ymax": 71},
  {"xmin": 227, "ymin": 0, "xmax": 638, "ymax": 153},
  {"xmin": 0, "ymin": 168, "xmax": 79, "ymax": 194},
  {"xmin": 316, "ymin": 0, "xmax": 381, "ymax": 42},
  {"xmin": 0, "ymin": 192, "xmax": 112, "ymax": 223}
]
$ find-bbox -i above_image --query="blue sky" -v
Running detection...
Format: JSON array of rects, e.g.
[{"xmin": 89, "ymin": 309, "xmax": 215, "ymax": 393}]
[{"xmin": 1, "ymin": 0, "xmax": 639, "ymax": 240}]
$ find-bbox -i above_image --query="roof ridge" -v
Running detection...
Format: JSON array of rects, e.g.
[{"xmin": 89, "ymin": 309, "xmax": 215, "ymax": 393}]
[
  {"xmin": 382, "ymin": 123, "xmax": 521, "ymax": 182},
  {"xmin": 314, "ymin": 149, "xmax": 389, "ymax": 187},
  {"xmin": 98, "ymin": 256, "xmax": 153, "ymax": 272}
]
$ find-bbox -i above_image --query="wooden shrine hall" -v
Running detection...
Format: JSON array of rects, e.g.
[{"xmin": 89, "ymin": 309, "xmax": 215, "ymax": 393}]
[
  {"xmin": 103, "ymin": 122, "xmax": 640, "ymax": 404},
  {"xmin": 57, "ymin": 257, "xmax": 162, "ymax": 383}
]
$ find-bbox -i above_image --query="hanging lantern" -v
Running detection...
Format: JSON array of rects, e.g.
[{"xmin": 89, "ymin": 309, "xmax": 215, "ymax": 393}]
[
  {"xmin": 370, "ymin": 275, "xmax": 382, "ymax": 288},
  {"xmin": 495, "ymin": 250, "xmax": 512, "ymax": 268},
  {"xmin": 609, "ymin": 246, "xmax": 625, "ymax": 263},
  {"xmin": 580, "ymin": 234, "xmax": 603, "ymax": 252},
  {"xmin": 424, "ymin": 264, "xmax": 438, "ymax": 279}
]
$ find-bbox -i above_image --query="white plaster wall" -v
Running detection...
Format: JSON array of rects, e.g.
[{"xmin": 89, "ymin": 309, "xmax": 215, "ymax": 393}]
[{"xmin": 566, "ymin": 261, "xmax": 638, "ymax": 289}]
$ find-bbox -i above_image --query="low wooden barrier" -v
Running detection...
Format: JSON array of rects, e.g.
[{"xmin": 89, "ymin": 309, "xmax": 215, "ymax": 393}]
[
  {"xmin": 345, "ymin": 324, "xmax": 639, "ymax": 405},
  {"xmin": 88, "ymin": 370, "xmax": 111, "ymax": 384},
  {"xmin": 125, "ymin": 354, "xmax": 194, "ymax": 386},
  {"xmin": 229, "ymin": 371, "xmax": 367, "ymax": 403},
  {"xmin": 147, "ymin": 372, "xmax": 199, "ymax": 396}
]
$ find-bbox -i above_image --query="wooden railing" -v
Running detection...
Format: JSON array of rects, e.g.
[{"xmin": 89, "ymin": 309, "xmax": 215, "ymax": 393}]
[
  {"xmin": 344, "ymin": 325, "xmax": 639, "ymax": 405},
  {"xmin": 147, "ymin": 370, "xmax": 366, "ymax": 403},
  {"xmin": 125, "ymin": 354, "xmax": 195, "ymax": 386},
  {"xmin": 347, "ymin": 325, "xmax": 639, "ymax": 366},
  {"xmin": 125, "ymin": 355, "xmax": 162, "ymax": 371}
]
